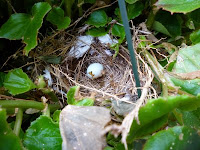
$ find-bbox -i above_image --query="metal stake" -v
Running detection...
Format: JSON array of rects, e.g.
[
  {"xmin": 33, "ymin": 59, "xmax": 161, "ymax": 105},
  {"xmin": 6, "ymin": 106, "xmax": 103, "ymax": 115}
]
[{"xmin": 117, "ymin": 0, "xmax": 141, "ymax": 97}]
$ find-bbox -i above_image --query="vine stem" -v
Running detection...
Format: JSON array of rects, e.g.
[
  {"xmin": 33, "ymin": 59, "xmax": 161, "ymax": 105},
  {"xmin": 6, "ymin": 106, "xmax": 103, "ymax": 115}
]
[
  {"xmin": 41, "ymin": 88, "xmax": 59, "ymax": 102},
  {"xmin": 0, "ymin": 100, "xmax": 60, "ymax": 112},
  {"xmin": 43, "ymin": 105, "xmax": 50, "ymax": 117},
  {"xmin": 13, "ymin": 108, "xmax": 23, "ymax": 136},
  {"xmin": 146, "ymin": 0, "xmax": 159, "ymax": 29}
]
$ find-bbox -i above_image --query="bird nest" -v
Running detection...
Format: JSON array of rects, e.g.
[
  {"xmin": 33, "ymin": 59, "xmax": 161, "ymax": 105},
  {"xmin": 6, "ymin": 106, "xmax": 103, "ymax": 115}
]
[{"xmin": 36, "ymin": 30, "xmax": 157, "ymax": 105}]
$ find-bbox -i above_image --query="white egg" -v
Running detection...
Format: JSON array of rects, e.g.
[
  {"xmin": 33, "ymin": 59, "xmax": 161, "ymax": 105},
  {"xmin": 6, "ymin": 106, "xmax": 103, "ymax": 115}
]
[{"xmin": 86, "ymin": 63, "xmax": 104, "ymax": 79}]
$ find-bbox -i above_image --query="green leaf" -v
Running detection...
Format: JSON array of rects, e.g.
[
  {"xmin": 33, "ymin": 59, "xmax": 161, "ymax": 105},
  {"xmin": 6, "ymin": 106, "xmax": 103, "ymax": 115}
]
[
  {"xmin": 67, "ymin": 86, "xmax": 94, "ymax": 106},
  {"xmin": 39, "ymin": 55, "xmax": 62, "ymax": 64},
  {"xmin": 127, "ymin": 1, "xmax": 144, "ymax": 20},
  {"xmin": 75, "ymin": 98, "xmax": 94, "ymax": 106},
  {"xmin": 0, "ymin": 72, "xmax": 6, "ymax": 87},
  {"xmin": 46, "ymin": 7, "xmax": 71, "ymax": 30},
  {"xmin": 170, "ymin": 43, "xmax": 200, "ymax": 95},
  {"xmin": 0, "ymin": 14, "xmax": 30, "ymax": 40},
  {"xmin": 127, "ymin": 95, "xmax": 200, "ymax": 142},
  {"xmin": 156, "ymin": 0, "xmax": 200, "ymax": 13},
  {"xmin": 107, "ymin": 133, "xmax": 121, "ymax": 147},
  {"xmin": 190, "ymin": 29, "xmax": 200, "ymax": 44},
  {"xmin": 133, "ymin": 115, "xmax": 168, "ymax": 138},
  {"xmin": 52, "ymin": 110, "xmax": 61, "ymax": 122},
  {"xmin": 114, "ymin": 8, "xmax": 121, "ymax": 21},
  {"xmin": 3, "ymin": 68, "xmax": 36, "ymax": 95},
  {"xmin": 0, "ymin": 109, "xmax": 23, "ymax": 150},
  {"xmin": 112, "ymin": 24, "xmax": 125, "ymax": 39},
  {"xmin": 86, "ymin": 27, "xmax": 108, "ymax": 37},
  {"xmin": 104, "ymin": 146, "xmax": 114, "ymax": 150},
  {"xmin": 153, "ymin": 11, "xmax": 182, "ymax": 37},
  {"xmin": 173, "ymin": 43, "xmax": 200, "ymax": 73},
  {"xmin": 187, "ymin": 8, "xmax": 200, "ymax": 28},
  {"xmin": 143, "ymin": 126, "xmax": 200, "ymax": 150},
  {"xmin": 106, "ymin": 133, "xmax": 144, "ymax": 150},
  {"xmin": 66, "ymin": 86, "xmax": 78, "ymax": 105},
  {"xmin": 110, "ymin": 43, "xmax": 120, "ymax": 58},
  {"xmin": 0, "ymin": 2, "xmax": 51, "ymax": 55},
  {"xmin": 170, "ymin": 77, "xmax": 200, "ymax": 96},
  {"xmin": 152, "ymin": 21, "xmax": 171, "ymax": 36},
  {"xmin": 176, "ymin": 108, "xmax": 200, "ymax": 130},
  {"xmin": 23, "ymin": 115, "xmax": 62, "ymax": 150},
  {"xmin": 86, "ymin": 10, "xmax": 108, "ymax": 28},
  {"xmin": 125, "ymin": 0, "xmax": 138, "ymax": 4}
]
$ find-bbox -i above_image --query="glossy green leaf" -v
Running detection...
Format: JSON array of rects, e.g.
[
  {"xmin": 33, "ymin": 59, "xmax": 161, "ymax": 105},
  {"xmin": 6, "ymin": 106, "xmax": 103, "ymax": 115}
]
[
  {"xmin": 127, "ymin": 95, "xmax": 200, "ymax": 142},
  {"xmin": 112, "ymin": 24, "xmax": 125, "ymax": 39},
  {"xmin": 133, "ymin": 115, "xmax": 168, "ymax": 138},
  {"xmin": 46, "ymin": 7, "xmax": 71, "ymax": 30},
  {"xmin": 3, "ymin": 68, "xmax": 36, "ymax": 95},
  {"xmin": 0, "ymin": 2, "xmax": 51, "ymax": 55},
  {"xmin": 156, "ymin": 0, "xmax": 200, "ymax": 13},
  {"xmin": 67, "ymin": 86, "xmax": 94, "ymax": 106},
  {"xmin": 190, "ymin": 29, "xmax": 200, "ymax": 44},
  {"xmin": 153, "ymin": 11, "xmax": 182, "ymax": 37},
  {"xmin": 86, "ymin": 27, "xmax": 108, "ymax": 37},
  {"xmin": 0, "ymin": 72, "xmax": 5, "ymax": 87},
  {"xmin": 125, "ymin": 0, "xmax": 138, "ymax": 4},
  {"xmin": 0, "ymin": 14, "xmax": 30, "ymax": 40},
  {"xmin": 23, "ymin": 115, "xmax": 62, "ymax": 150},
  {"xmin": 127, "ymin": 1, "xmax": 144, "ymax": 20},
  {"xmin": 86, "ymin": 10, "xmax": 108, "ymax": 28},
  {"xmin": 143, "ymin": 126, "xmax": 200, "ymax": 150},
  {"xmin": 0, "ymin": 109, "xmax": 23, "ymax": 150}
]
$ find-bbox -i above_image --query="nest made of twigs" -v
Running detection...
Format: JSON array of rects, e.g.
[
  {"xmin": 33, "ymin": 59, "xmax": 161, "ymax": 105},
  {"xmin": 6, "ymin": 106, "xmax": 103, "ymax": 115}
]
[{"xmin": 32, "ymin": 23, "xmax": 157, "ymax": 106}]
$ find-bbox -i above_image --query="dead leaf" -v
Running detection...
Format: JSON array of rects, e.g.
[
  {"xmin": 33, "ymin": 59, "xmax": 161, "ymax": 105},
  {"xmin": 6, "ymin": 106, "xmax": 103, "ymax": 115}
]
[
  {"xmin": 139, "ymin": 22, "xmax": 158, "ymax": 42},
  {"xmin": 177, "ymin": 70, "xmax": 200, "ymax": 80},
  {"xmin": 111, "ymin": 96, "xmax": 135, "ymax": 116},
  {"xmin": 59, "ymin": 105, "xmax": 111, "ymax": 150},
  {"xmin": 168, "ymin": 70, "xmax": 200, "ymax": 80}
]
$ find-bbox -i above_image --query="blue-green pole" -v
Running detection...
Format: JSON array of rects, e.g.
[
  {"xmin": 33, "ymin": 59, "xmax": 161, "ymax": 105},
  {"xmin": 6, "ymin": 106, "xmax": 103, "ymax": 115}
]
[{"xmin": 117, "ymin": 0, "xmax": 141, "ymax": 97}]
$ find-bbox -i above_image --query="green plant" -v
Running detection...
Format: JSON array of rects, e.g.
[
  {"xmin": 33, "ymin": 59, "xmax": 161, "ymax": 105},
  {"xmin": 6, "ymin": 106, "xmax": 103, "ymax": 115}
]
[
  {"xmin": 1, "ymin": 0, "xmax": 200, "ymax": 149},
  {"xmin": 0, "ymin": 2, "xmax": 71, "ymax": 56}
]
